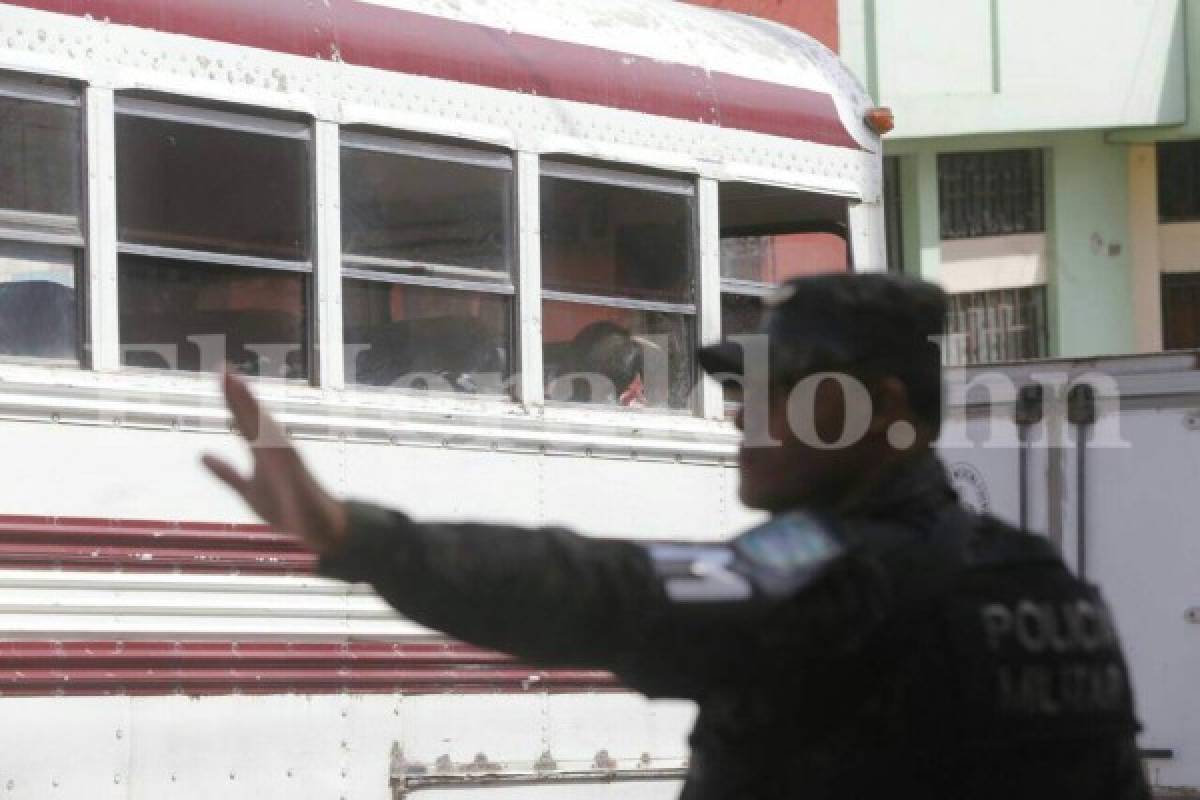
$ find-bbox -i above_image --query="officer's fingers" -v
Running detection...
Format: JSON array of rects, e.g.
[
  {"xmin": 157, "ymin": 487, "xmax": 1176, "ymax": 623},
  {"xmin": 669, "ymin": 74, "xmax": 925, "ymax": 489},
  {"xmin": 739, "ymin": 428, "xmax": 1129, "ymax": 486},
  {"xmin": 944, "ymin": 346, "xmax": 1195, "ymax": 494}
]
[
  {"xmin": 221, "ymin": 371, "xmax": 261, "ymax": 440},
  {"xmin": 201, "ymin": 453, "xmax": 255, "ymax": 503},
  {"xmin": 221, "ymin": 371, "xmax": 289, "ymax": 449}
]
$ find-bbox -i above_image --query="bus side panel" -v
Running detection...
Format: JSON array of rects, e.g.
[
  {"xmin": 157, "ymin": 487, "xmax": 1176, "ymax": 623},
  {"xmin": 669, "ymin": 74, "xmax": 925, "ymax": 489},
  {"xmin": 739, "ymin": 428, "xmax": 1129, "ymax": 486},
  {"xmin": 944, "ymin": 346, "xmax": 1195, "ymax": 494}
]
[{"xmin": 0, "ymin": 693, "xmax": 695, "ymax": 799}]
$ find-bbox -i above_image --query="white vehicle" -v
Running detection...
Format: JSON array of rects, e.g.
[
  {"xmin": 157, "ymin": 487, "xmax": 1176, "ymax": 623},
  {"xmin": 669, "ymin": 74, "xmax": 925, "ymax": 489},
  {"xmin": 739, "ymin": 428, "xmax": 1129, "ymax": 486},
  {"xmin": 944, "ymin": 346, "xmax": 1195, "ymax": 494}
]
[
  {"xmin": 939, "ymin": 354, "xmax": 1200, "ymax": 794},
  {"xmin": 0, "ymin": 1, "xmax": 885, "ymax": 797}
]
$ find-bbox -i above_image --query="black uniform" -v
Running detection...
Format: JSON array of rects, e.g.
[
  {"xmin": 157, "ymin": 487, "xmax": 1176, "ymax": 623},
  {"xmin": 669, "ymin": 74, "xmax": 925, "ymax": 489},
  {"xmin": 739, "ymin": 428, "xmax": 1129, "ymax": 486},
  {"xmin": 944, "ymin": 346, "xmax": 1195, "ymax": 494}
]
[{"xmin": 319, "ymin": 452, "xmax": 1149, "ymax": 800}]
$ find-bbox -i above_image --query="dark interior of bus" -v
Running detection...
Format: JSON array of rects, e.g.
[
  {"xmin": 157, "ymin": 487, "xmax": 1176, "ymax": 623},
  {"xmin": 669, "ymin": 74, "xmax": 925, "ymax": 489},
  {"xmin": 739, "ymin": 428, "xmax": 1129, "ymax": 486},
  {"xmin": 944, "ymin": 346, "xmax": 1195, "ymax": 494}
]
[{"xmin": 0, "ymin": 97, "xmax": 851, "ymax": 403}]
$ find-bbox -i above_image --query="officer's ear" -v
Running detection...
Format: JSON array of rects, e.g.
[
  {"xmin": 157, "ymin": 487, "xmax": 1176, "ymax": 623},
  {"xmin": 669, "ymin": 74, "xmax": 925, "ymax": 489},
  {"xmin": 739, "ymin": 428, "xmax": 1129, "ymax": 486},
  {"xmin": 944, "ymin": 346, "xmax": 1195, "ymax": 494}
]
[{"xmin": 866, "ymin": 375, "xmax": 912, "ymax": 437}]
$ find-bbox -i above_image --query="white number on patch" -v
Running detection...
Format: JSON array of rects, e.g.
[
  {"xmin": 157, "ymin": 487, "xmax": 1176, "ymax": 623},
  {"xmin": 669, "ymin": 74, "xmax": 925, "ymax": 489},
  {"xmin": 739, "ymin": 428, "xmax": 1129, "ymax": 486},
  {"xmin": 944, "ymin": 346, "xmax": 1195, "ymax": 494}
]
[{"xmin": 646, "ymin": 544, "xmax": 754, "ymax": 604}]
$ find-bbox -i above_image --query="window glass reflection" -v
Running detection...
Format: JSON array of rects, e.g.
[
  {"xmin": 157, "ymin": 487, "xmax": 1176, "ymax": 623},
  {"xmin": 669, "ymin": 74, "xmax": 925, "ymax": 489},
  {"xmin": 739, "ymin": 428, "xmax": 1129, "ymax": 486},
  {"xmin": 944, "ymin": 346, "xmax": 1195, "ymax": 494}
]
[
  {"xmin": 117, "ymin": 115, "xmax": 310, "ymax": 260},
  {"xmin": 541, "ymin": 175, "xmax": 693, "ymax": 304},
  {"xmin": 0, "ymin": 240, "xmax": 78, "ymax": 361},
  {"xmin": 119, "ymin": 255, "xmax": 308, "ymax": 378},
  {"xmin": 343, "ymin": 279, "xmax": 512, "ymax": 393},
  {"xmin": 342, "ymin": 146, "xmax": 512, "ymax": 274}
]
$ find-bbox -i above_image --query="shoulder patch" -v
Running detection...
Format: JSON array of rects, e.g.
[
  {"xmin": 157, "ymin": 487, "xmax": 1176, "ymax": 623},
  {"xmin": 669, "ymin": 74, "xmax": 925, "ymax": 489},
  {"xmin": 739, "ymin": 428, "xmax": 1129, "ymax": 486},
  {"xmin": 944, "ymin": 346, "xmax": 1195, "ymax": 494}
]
[
  {"xmin": 735, "ymin": 512, "xmax": 843, "ymax": 571},
  {"xmin": 733, "ymin": 512, "xmax": 845, "ymax": 597}
]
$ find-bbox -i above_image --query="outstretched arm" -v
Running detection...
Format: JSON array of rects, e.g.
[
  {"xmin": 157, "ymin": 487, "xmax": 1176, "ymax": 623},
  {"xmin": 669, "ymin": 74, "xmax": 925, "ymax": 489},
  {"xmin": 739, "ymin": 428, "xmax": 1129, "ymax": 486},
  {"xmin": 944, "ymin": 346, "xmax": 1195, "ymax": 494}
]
[
  {"xmin": 204, "ymin": 374, "xmax": 892, "ymax": 699},
  {"xmin": 202, "ymin": 374, "xmax": 669, "ymax": 672},
  {"xmin": 315, "ymin": 502, "xmax": 665, "ymax": 668}
]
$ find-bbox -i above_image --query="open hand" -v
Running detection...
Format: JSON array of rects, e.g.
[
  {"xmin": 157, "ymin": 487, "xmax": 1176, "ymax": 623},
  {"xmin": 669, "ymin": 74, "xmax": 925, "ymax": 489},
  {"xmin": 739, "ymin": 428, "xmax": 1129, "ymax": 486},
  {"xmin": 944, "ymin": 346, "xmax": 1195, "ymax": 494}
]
[{"xmin": 202, "ymin": 372, "xmax": 348, "ymax": 555}]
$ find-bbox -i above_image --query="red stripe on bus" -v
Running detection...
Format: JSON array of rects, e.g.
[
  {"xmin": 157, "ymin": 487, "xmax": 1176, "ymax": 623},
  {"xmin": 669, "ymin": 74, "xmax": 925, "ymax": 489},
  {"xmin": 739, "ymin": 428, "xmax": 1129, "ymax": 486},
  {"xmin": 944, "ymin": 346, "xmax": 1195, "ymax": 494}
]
[
  {"xmin": 3, "ymin": 0, "xmax": 862, "ymax": 148},
  {"xmin": 0, "ymin": 515, "xmax": 313, "ymax": 574},
  {"xmin": 0, "ymin": 640, "xmax": 617, "ymax": 696}
]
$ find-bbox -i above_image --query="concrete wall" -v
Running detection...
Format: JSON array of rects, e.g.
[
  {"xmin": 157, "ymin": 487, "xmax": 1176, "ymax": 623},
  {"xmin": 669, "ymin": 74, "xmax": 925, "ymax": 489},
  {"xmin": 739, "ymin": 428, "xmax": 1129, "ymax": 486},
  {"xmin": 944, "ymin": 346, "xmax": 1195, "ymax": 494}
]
[
  {"xmin": 1116, "ymin": 0, "xmax": 1200, "ymax": 143},
  {"xmin": 1049, "ymin": 135, "xmax": 1137, "ymax": 357},
  {"xmin": 840, "ymin": 0, "xmax": 1186, "ymax": 137},
  {"xmin": 938, "ymin": 233, "xmax": 1047, "ymax": 294}
]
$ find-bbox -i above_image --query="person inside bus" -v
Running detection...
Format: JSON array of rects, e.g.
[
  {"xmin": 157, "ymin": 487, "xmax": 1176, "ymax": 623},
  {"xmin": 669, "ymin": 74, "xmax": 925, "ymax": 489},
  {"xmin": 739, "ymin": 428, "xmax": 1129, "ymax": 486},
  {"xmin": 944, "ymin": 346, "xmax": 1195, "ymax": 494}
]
[
  {"xmin": 544, "ymin": 320, "xmax": 654, "ymax": 406},
  {"xmin": 204, "ymin": 273, "xmax": 1149, "ymax": 800}
]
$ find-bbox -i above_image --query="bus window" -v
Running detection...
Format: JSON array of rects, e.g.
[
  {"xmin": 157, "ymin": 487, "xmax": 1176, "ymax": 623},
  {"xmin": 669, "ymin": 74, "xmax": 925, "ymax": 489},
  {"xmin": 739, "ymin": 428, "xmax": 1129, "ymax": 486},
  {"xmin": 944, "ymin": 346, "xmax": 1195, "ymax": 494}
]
[
  {"xmin": 0, "ymin": 81, "xmax": 83, "ymax": 364},
  {"xmin": 115, "ymin": 98, "xmax": 311, "ymax": 377},
  {"xmin": 340, "ymin": 133, "xmax": 514, "ymax": 394},
  {"xmin": 719, "ymin": 231, "xmax": 849, "ymax": 336},
  {"xmin": 540, "ymin": 162, "xmax": 696, "ymax": 410},
  {"xmin": 718, "ymin": 183, "xmax": 849, "ymax": 408}
]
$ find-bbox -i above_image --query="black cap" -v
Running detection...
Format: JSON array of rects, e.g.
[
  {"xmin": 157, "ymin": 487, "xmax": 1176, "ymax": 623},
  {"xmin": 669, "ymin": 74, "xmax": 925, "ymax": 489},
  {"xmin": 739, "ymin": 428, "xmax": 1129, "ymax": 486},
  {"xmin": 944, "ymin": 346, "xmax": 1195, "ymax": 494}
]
[{"xmin": 698, "ymin": 273, "xmax": 947, "ymax": 383}]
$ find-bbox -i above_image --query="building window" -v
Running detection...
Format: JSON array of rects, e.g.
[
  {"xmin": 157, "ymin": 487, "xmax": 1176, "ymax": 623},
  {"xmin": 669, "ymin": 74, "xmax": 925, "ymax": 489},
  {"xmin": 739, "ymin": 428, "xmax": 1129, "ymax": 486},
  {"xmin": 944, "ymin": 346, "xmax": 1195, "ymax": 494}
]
[
  {"xmin": 0, "ymin": 77, "xmax": 84, "ymax": 363},
  {"xmin": 1157, "ymin": 141, "xmax": 1200, "ymax": 223},
  {"xmin": 1161, "ymin": 273, "xmax": 1200, "ymax": 349},
  {"xmin": 341, "ymin": 133, "xmax": 514, "ymax": 393},
  {"xmin": 938, "ymin": 149, "xmax": 1045, "ymax": 239},
  {"xmin": 883, "ymin": 155, "xmax": 904, "ymax": 273},
  {"xmin": 115, "ymin": 97, "xmax": 311, "ymax": 377},
  {"xmin": 540, "ymin": 162, "xmax": 696, "ymax": 409},
  {"xmin": 943, "ymin": 286, "xmax": 1048, "ymax": 366}
]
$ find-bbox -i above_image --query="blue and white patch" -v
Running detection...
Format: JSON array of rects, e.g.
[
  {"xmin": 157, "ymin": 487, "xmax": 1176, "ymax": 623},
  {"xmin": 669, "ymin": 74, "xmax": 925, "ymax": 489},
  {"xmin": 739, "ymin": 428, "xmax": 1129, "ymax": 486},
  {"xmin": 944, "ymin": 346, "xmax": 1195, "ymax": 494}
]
[
  {"xmin": 646, "ymin": 543, "xmax": 754, "ymax": 604},
  {"xmin": 733, "ymin": 512, "xmax": 845, "ymax": 597},
  {"xmin": 644, "ymin": 514, "xmax": 844, "ymax": 604}
]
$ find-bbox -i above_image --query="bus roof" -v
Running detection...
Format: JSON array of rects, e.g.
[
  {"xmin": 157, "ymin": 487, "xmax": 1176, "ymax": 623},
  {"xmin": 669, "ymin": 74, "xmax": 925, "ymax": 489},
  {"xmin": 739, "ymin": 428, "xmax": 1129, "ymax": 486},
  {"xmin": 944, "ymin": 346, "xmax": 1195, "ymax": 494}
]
[{"xmin": 6, "ymin": 0, "xmax": 873, "ymax": 150}]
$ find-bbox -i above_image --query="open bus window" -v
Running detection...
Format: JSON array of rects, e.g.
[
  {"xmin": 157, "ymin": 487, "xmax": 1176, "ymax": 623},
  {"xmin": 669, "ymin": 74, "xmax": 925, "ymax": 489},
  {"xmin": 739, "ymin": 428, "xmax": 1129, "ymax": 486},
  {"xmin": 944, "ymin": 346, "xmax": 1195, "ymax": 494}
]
[
  {"xmin": 114, "ymin": 98, "xmax": 312, "ymax": 378},
  {"xmin": 340, "ymin": 133, "xmax": 514, "ymax": 394},
  {"xmin": 540, "ymin": 162, "xmax": 696, "ymax": 410},
  {"xmin": 718, "ymin": 232, "xmax": 850, "ymax": 336},
  {"xmin": 0, "ymin": 80, "xmax": 84, "ymax": 364},
  {"xmin": 718, "ymin": 183, "xmax": 850, "ymax": 409}
]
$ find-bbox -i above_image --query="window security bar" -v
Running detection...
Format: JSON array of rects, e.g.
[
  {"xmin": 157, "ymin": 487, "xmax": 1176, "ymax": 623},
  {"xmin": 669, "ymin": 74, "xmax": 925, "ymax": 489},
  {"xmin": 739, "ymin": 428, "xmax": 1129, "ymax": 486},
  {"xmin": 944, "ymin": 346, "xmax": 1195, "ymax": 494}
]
[
  {"xmin": 117, "ymin": 242, "xmax": 313, "ymax": 274},
  {"xmin": 114, "ymin": 96, "xmax": 311, "ymax": 140},
  {"xmin": 719, "ymin": 278, "xmax": 780, "ymax": 298},
  {"xmin": 0, "ymin": 210, "xmax": 84, "ymax": 248},
  {"xmin": 341, "ymin": 131, "xmax": 514, "ymax": 171},
  {"xmin": 342, "ymin": 266, "xmax": 515, "ymax": 295},
  {"xmin": 937, "ymin": 149, "xmax": 1044, "ymax": 240},
  {"xmin": 341, "ymin": 254, "xmax": 513, "ymax": 285},
  {"xmin": 541, "ymin": 289, "xmax": 696, "ymax": 315},
  {"xmin": 0, "ymin": 76, "xmax": 79, "ymax": 106},
  {"xmin": 540, "ymin": 161, "xmax": 696, "ymax": 196}
]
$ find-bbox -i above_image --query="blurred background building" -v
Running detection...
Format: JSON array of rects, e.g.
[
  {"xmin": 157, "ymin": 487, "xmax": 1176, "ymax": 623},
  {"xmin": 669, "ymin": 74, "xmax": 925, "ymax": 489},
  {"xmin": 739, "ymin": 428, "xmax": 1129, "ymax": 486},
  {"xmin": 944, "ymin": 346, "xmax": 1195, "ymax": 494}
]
[{"xmin": 691, "ymin": 0, "xmax": 1200, "ymax": 366}]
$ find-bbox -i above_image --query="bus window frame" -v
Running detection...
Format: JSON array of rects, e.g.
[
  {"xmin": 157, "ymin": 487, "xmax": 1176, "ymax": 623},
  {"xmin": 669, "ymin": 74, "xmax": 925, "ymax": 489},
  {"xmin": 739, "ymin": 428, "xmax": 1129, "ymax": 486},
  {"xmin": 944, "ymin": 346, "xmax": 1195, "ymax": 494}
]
[
  {"xmin": 716, "ymin": 188, "xmax": 853, "ymax": 416},
  {"xmin": 113, "ymin": 95, "xmax": 315, "ymax": 381},
  {"xmin": 539, "ymin": 158, "xmax": 700, "ymax": 415},
  {"xmin": 0, "ymin": 65, "xmax": 877, "ymax": 438},
  {"xmin": 0, "ymin": 76, "xmax": 87, "ymax": 369},
  {"xmin": 338, "ymin": 129, "xmax": 518, "ymax": 398}
]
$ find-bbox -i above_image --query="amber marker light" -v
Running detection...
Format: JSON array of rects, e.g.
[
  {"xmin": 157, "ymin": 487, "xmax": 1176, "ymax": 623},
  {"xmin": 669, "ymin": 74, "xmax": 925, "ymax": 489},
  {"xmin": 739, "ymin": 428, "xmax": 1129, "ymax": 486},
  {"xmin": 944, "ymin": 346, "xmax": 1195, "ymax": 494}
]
[{"xmin": 864, "ymin": 107, "xmax": 895, "ymax": 135}]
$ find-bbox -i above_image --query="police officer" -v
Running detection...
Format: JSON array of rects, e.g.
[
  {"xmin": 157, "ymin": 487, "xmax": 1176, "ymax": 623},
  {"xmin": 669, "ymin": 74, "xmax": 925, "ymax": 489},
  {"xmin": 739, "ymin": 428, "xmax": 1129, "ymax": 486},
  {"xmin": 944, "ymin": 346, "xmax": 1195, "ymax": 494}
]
[{"xmin": 204, "ymin": 273, "xmax": 1150, "ymax": 800}]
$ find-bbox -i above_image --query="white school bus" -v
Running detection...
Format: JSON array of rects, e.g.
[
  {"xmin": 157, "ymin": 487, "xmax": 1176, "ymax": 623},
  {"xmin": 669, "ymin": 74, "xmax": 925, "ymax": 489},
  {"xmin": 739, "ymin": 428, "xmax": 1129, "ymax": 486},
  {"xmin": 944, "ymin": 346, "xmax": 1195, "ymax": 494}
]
[{"xmin": 0, "ymin": 1, "xmax": 885, "ymax": 797}]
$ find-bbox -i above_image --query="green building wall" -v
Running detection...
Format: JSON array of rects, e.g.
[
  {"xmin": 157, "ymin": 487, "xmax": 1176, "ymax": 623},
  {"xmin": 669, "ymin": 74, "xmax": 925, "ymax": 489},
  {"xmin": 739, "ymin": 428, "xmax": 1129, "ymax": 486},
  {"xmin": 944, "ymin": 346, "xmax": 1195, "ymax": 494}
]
[
  {"xmin": 886, "ymin": 133, "xmax": 1136, "ymax": 358},
  {"xmin": 837, "ymin": 0, "xmax": 1186, "ymax": 358}
]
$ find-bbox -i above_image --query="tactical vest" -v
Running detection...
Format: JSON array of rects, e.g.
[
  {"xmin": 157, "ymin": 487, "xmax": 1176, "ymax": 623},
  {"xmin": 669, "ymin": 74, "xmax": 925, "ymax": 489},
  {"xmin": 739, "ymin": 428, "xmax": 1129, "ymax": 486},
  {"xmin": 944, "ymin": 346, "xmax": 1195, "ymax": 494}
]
[
  {"xmin": 834, "ymin": 509, "xmax": 1143, "ymax": 796},
  {"xmin": 680, "ymin": 509, "xmax": 1144, "ymax": 800}
]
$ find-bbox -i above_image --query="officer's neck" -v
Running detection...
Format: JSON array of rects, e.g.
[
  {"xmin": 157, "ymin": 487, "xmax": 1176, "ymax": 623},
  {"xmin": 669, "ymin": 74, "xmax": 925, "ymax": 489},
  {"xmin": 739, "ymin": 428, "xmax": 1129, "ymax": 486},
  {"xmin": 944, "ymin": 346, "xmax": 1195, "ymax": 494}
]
[{"xmin": 811, "ymin": 442, "xmax": 937, "ymax": 517}]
